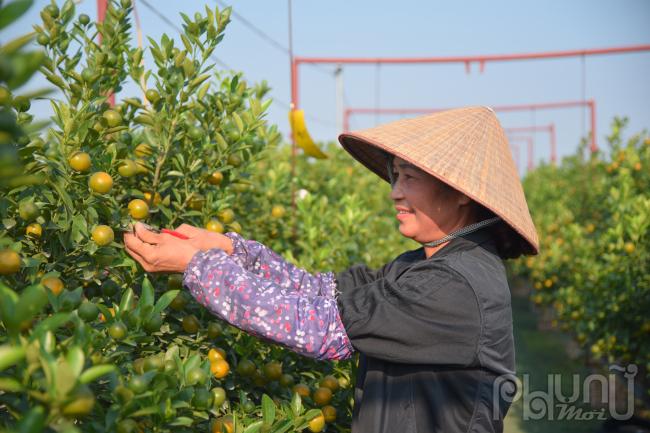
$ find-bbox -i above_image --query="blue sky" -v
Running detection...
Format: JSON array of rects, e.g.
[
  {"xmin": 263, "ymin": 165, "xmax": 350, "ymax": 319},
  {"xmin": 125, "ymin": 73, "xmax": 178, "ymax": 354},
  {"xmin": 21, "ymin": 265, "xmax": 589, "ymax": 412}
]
[{"xmin": 6, "ymin": 0, "xmax": 650, "ymax": 174}]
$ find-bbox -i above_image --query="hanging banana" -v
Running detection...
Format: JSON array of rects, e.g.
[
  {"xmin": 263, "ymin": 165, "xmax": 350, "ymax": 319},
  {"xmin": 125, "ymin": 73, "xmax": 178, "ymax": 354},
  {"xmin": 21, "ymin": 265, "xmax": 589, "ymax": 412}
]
[{"xmin": 288, "ymin": 109, "xmax": 328, "ymax": 159}]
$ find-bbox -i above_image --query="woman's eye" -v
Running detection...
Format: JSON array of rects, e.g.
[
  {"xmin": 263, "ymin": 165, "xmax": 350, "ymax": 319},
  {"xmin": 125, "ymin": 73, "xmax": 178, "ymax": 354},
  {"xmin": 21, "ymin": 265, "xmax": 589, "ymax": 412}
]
[{"xmin": 391, "ymin": 172, "xmax": 414, "ymax": 181}]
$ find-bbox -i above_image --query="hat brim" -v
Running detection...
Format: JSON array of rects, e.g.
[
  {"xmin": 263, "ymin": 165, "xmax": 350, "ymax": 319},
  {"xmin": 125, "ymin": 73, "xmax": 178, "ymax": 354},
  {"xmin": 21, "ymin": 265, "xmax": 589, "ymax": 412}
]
[{"xmin": 338, "ymin": 133, "xmax": 394, "ymax": 184}]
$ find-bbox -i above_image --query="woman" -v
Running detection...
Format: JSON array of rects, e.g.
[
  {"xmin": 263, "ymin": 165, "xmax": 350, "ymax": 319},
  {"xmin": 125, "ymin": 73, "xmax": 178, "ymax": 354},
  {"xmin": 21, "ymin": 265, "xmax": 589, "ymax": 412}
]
[{"xmin": 124, "ymin": 106, "xmax": 539, "ymax": 433}]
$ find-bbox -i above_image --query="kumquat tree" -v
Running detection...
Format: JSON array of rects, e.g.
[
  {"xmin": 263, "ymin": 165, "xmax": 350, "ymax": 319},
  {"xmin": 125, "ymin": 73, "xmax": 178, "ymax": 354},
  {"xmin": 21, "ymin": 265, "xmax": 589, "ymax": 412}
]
[{"xmin": 0, "ymin": 1, "xmax": 417, "ymax": 432}]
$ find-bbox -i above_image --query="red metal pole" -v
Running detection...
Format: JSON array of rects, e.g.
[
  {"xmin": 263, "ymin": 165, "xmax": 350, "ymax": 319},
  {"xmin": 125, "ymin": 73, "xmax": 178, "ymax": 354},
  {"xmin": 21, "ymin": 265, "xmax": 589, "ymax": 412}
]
[
  {"xmin": 346, "ymin": 100, "xmax": 598, "ymax": 153},
  {"xmin": 346, "ymin": 100, "xmax": 594, "ymax": 115},
  {"xmin": 509, "ymin": 136, "xmax": 535, "ymax": 172},
  {"xmin": 97, "ymin": 0, "xmax": 107, "ymax": 23},
  {"xmin": 295, "ymin": 44, "xmax": 650, "ymax": 65},
  {"xmin": 504, "ymin": 124, "xmax": 555, "ymax": 165},
  {"xmin": 291, "ymin": 58, "xmax": 298, "ymax": 110},
  {"xmin": 550, "ymin": 123, "xmax": 557, "ymax": 164}
]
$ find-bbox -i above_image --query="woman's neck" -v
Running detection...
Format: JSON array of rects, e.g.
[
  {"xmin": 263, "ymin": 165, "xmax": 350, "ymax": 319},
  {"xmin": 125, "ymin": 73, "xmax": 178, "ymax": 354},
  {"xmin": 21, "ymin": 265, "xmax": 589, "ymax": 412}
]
[{"xmin": 423, "ymin": 214, "xmax": 479, "ymax": 259}]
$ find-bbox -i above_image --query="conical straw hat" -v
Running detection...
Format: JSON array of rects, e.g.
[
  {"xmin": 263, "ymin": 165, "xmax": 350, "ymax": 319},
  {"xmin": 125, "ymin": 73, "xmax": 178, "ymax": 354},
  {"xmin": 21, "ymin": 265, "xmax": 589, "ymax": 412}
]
[{"xmin": 338, "ymin": 106, "xmax": 539, "ymax": 256}]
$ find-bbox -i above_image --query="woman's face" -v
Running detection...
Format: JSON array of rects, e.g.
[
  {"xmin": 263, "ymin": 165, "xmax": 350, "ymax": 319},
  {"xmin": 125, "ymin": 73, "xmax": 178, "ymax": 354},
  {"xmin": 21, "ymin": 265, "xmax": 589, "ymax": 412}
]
[{"xmin": 389, "ymin": 156, "xmax": 475, "ymax": 248}]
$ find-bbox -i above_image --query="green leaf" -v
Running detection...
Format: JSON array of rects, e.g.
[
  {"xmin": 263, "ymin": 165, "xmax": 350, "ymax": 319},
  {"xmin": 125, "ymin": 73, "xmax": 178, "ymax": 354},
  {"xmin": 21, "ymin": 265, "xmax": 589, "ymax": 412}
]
[
  {"xmin": 242, "ymin": 421, "xmax": 264, "ymax": 433},
  {"xmin": 0, "ymin": 377, "xmax": 23, "ymax": 392},
  {"xmin": 189, "ymin": 73, "xmax": 210, "ymax": 90},
  {"xmin": 214, "ymin": 132, "xmax": 227, "ymax": 151},
  {"xmin": 184, "ymin": 353, "xmax": 201, "ymax": 373},
  {"xmin": 197, "ymin": 82, "xmax": 210, "ymax": 100},
  {"xmin": 304, "ymin": 409, "xmax": 323, "ymax": 420},
  {"xmin": 0, "ymin": 345, "xmax": 26, "ymax": 371},
  {"xmin": 180, "ymin": 34, "xmax": 193, "ymax": 52},
  {"xmin": 6, "ymin": 50, "xmax": 45, "ymax": 89},
  {"xmin": 66, "ymin": 346, "xmax": 85, "ymax": 380},
  {"xmin": 232, "ymin": 112, "xmax": 244, "ymax": 133},
  {"xmin": 0, "ymin": 0, "xmax": 34, "ymax": 31},
  {"xmin": 130, "ymin": 405, "xmax": 160, "ymax": 417},
  {"xmin": 79, "ymin": 364, "xmax": 116, "ymax": 384},
  {"xmin": 290, "ymin": 392, "xmax": 302, "ymax": 417},
  {"xmin": 269, "ymin": 419, "xmax": 293, "ymax": 433},
  {"xmin": 15, "ymin": 405, "xmax": 45, "ymax": 433},
  {"xmin": 32, "ymin": 313, "xmax": 70, "ymax": 336},
  {"xmin": 119, "ymin": 288, "xmax": 134, "ymax": 312},
  {"xmin": 0, "ymin": 32, "xmax": 35, "ymax": 55},
  {"xmin": 149, "ymin": 47, "xmax": 164, "ymax": 65},
  {"xmin": 70, "ymin": 213, "xmax": 87, "ymax": 243},
  {"xmin": 53, "ymin": 358, "xmax": 77, "ymax": 397},
  {"xmin": 2, "ymin": 218, "xmax": 17, "ymax": 229},
  {"xmin": 140, "ymin": 277, "xmax": 155, "ymax": 308},
  {"xmin": 153, "ymin": 290, "xmax": 180, "ymax": 315},
  {"xmin": 249, "ymin": 98, "xmax": 262, "ymax": 118},
  {"xmin": 230, "ymin": 75, "xmax": 239, "ymax": 94},
  {"xmin": 44, "ymin": 72, "xmax": 66, "ymax": 89},
  {"xmin": 170, "ymin": 417, "xmax": 193, "ymax": 427},
  {"xmin": 262, "ymin": 394, "xmax": 275, "ymax": 425},
  {"xmin": 49, "ymin": 178, "xmax": 74, "ymax": 214},
  {"xmin": 14, "ymin": 283, "xmax": 48, "ymax": 330},
  {"xmin": 0, "ymin": 283, "xmax": 19, "ymax": 332}
]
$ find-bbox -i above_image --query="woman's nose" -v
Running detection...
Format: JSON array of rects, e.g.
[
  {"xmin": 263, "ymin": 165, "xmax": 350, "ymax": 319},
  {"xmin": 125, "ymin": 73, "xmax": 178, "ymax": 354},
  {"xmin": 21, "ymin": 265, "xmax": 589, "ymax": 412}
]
[{"xmin": 390, "ymin": 181, "xmax": 404, "ymax": 201}]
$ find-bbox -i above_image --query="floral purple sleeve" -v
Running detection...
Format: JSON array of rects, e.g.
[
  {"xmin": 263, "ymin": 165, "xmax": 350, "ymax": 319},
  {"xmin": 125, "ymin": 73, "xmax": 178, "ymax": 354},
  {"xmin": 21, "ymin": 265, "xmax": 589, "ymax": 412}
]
[
  {"xmin": 223, "ymin": 232, "xmax": 337, "ymax": 298},
  {"xmin": 183, "ymin": 248, "xmax": 355, "ymax": 361}
]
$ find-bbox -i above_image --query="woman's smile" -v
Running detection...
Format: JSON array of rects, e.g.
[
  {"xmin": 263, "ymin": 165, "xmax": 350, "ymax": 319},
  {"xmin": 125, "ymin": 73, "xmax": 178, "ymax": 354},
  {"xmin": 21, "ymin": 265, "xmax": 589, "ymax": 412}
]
[{"xmin": 395, "ymin": 205, "xmax": 415, "ymax": 220}]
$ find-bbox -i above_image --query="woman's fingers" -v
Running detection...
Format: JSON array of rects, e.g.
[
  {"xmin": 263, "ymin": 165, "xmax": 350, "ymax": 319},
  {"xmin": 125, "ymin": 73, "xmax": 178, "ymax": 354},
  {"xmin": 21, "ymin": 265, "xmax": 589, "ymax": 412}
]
[
  {"xmin": 174, "ymin": 223, "xmax": 202, "ymax": 237},
  {"xmin": 124, "ymin": 240, "xmax": 154, "ymax": 272},
  {"xmin": 134, "ymin": 222, "xmax": 163, "ymax": 244},
  {"xmin": 124, "ymin": 231, "xmax": 157, "ymax": 260},
  {"xmin": 124, "ymin": 229, "xmax": 200, "ymax": 273}
]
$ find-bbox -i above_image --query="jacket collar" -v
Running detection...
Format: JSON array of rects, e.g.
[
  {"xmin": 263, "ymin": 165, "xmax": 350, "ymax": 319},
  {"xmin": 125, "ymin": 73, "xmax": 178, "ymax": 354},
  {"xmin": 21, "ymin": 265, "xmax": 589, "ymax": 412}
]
[{"xmin": 417, "ymin": 226, "xmax": 495, "ymax": 260}]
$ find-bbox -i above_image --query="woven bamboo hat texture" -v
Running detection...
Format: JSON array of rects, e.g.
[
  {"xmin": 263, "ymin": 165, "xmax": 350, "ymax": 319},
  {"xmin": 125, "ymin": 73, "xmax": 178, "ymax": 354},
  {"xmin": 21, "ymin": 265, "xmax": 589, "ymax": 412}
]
[{"xmin": 337, "ymin": 105, "xmax": 539, "ymax": 256}]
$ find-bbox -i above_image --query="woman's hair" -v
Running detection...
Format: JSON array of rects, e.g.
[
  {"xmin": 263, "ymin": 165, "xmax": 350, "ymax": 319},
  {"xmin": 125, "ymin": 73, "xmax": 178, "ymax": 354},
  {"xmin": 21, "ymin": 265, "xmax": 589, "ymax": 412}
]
[
  {"xmin": 385, "ymin": 152, "xmax": 527, "ymax": 260},
  {"xmin": 470, "ymin": 203, "xmax": 527, "ymax": 260}
]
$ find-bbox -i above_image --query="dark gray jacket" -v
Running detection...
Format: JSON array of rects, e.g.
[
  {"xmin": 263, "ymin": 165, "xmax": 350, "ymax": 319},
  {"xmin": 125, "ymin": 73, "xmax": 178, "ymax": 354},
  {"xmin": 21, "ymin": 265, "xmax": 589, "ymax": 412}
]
[{"xmin": 335, "ymin": 227, "xmax": 516, "ymax": 432}]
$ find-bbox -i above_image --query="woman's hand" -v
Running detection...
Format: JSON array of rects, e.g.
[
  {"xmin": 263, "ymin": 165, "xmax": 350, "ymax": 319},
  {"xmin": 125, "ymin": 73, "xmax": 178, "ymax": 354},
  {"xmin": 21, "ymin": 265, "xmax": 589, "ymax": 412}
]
[
  {"xmin": 172, "ymin": 223, "xmax": 234, "ymax": 255},
  {"xmin": 124, "ymin": 222, "xmax": 201, "ymax": 273}
]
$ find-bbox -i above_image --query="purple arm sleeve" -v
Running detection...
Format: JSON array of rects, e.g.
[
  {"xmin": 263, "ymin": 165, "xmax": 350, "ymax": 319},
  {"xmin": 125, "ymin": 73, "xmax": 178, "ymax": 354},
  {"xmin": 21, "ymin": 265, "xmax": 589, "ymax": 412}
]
[
  {"xmin": 183, "ymin": 248, "xmax": 355, "ymax": 361},
  {"xmin": 222, "ymin": 232, "xmax": 337, "ymax": 298}
]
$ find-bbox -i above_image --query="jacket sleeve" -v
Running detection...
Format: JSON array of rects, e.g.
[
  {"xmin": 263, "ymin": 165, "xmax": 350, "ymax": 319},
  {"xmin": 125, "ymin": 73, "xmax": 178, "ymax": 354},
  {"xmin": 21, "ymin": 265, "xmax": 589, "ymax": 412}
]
[
  {"xmin": 334, "ymin": 263, "xmax": 387, "ymax": 290},
  {"xmin": 183, "ymin": 248, "xmax": 354, "ymax": 361},
  {"xmin": 223, "ymin": 232, "xmax": 337, "ymax": 298},
  {"xmin": 334, "ymin": 262, "xmax": 482, "ymax": 365}
]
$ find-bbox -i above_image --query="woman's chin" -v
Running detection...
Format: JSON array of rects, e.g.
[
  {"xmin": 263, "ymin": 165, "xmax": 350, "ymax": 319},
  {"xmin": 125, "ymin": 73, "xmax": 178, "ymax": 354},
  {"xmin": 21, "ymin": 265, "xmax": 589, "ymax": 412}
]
[{"xmin": 398, "ymin": 223, "xmax": 416, "ymax": 239}]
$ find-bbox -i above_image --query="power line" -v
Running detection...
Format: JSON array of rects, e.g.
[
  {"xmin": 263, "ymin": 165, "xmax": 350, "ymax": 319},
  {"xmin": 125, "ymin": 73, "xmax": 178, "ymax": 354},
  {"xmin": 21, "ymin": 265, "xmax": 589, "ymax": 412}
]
[
  {"xmin": 213, "ymin": 0, "xmax": 333, "ymax": 76},
  {"xmin": 215, "ymin": 0, "xmax": 288, "ymax": 56},
  {"xmin": 137, "ymin": 0, "xmax": 336, "ymax": 130},
  {"xmin": 138, "ymin": 0, "xmax": 232, "ymax": 70}
]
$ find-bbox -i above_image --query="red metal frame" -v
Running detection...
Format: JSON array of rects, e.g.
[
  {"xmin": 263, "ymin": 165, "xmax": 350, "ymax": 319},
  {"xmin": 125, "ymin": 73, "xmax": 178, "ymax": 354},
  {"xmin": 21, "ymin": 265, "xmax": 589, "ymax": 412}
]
[
  {"xmin": 504, "ymin": 124, "xmax": 556, "ymax": 164},
  {"xmin": 291, "ymin": 44, "xmax": 650, "ymax": 151},
  {"xmin": 344, "ymin": 100, "xmax": 595, "ymax": 154},
  {"xmin": 509, "ymin": 136, "xmax": 535, "ymax": 172}
]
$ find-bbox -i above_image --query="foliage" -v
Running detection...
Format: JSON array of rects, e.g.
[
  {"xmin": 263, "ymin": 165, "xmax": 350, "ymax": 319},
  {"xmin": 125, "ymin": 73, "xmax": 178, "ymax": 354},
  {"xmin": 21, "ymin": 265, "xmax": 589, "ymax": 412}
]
[
  {"xmin": 509, "ymin": 118, "xmax": 650, "ymax": 412},
  {"xmin": 0, "ymin": 1, "xmax": 416, "ymax": 431}
]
